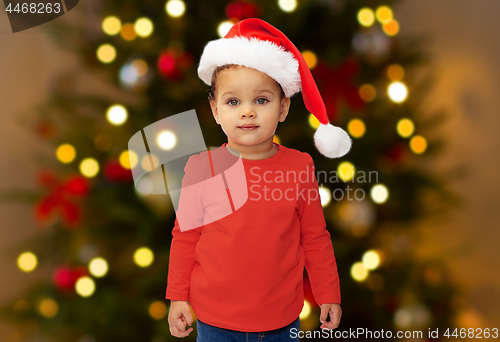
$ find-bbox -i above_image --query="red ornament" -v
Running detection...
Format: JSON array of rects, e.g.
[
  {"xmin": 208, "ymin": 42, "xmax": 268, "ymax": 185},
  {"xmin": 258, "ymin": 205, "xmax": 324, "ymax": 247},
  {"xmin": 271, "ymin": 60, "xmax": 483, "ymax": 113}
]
[
  {"xmin": 65, "ymin": 175, "xmax": 90, "ymax": 196},
  {"xmin": 241, "ymin": 3, "xmax": 259, "ymax": 19},
  {"xmin": 53, "ymin": 266, "xmax": 74, "ymax": 290},
  {"xmin": 158, "ymin": 52, "xmax": 180, "ymax": 80},
  {"xmin": 104, "ymin": 159, "xmax": 133, "ymax": 182},
  {"xmin": 59, "ymin": 200, "xmax": 80, "ymax": 226},
  {"xmin": 177, "ymin": 51, "xmax": 193, "ymax": 69},
  {"xmin": 71, "ymin": 266, "xmax": 89, "ymax": 281},
  {"xmin": 311, "ymin": 57, "xmax": 365, "ymax": 122},
  {"xmin": 52, "ymin": 266, "xmax": 89, "ymax": 292},
  {"xmin": 34, "ymin": 172, "xmax": 90, "ymax": 228},
  {"xmin": 35, "ymin": 121, "xmax": 56, "ymax": 140},
  {"xmin": 386, "ymin": 144, "xmax": 407, "ymax": 163},
  {"xmin": 38, "ymin": 169, "xmax": 58, "ymax": 187},
  {"xmin": 226, "ymin": 1, "xmax": 260, "ymax": 21},
  {"xmin": 226, "ymin": 1, "xmax": 243, "ymax": 19},
  {"xmin": 157, "ymin": 48, "xmax": 193, "ymax": 82}
]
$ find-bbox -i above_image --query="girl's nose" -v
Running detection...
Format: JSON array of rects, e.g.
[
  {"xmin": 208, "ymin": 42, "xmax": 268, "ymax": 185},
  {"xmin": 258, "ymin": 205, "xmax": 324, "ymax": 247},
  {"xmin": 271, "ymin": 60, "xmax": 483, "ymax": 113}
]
[{"xmin": 240, "ymin": 105, "xmax": 256, "ymax": 118}]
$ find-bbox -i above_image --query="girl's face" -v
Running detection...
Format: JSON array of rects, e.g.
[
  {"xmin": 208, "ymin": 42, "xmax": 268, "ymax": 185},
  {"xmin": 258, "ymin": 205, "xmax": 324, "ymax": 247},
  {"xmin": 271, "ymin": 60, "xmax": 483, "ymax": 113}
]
[{"xmin": 209, "ymin": 65, "xmax": 290, "ymax": 153}]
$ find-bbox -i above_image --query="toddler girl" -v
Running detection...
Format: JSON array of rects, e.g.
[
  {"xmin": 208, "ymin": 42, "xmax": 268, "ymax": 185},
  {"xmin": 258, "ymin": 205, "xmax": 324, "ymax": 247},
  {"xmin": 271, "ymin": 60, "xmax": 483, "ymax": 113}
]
[{"xmin": 166, "ymin": 18, "xmax": 350, "ymax": 341}]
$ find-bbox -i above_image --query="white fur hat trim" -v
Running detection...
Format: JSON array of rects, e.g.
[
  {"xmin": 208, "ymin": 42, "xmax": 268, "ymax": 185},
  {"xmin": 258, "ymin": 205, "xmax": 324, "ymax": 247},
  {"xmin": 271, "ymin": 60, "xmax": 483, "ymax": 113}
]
[{"xmin": 198, "ymin": 36, "xmax": 301, "ymax": 98}]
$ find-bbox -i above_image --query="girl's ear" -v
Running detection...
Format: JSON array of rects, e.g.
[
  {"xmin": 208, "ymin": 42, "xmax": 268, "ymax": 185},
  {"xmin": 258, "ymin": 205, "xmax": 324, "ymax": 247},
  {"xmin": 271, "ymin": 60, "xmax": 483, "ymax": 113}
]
[
  {"xmin": 210, "ymin": 100, "xmax": 220, "ymax": 125},
  {"xmin": 279, "ymin": 96, "xmax": 291, "ymax": 122}
]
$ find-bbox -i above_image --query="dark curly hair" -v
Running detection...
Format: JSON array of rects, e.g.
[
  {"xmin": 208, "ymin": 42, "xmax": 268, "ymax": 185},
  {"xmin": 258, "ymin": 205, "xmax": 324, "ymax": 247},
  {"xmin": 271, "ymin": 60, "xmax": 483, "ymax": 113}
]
[{"xmin": 206, "ymin": 64, "xmax": 286, "ymax": 102}]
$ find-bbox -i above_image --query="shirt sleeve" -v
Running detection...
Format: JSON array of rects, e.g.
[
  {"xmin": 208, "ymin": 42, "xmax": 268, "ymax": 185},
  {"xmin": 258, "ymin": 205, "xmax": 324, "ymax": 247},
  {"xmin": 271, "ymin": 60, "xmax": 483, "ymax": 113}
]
[
  {"xmin": 165, "ymin": 155, "xmax": 205, "ymax": 301},
  {"xmin": 298, "ymin": 153, "xmax": 341, "ymax": 306}
]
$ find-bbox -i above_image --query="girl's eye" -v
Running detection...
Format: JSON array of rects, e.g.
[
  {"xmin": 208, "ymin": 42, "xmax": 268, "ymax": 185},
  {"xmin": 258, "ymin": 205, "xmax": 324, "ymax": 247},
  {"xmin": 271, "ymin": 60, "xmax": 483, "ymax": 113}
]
[{"xmin": 226, "ymin": 98, "xmax": 267, "ymax": 105}]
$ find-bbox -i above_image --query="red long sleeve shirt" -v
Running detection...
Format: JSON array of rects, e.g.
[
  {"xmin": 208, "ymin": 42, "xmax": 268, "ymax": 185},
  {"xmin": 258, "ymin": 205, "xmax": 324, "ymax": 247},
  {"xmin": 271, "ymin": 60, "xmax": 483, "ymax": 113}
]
[{"xmin": 165, "ymin": 142, "xmax": 341, "ymax": 332}]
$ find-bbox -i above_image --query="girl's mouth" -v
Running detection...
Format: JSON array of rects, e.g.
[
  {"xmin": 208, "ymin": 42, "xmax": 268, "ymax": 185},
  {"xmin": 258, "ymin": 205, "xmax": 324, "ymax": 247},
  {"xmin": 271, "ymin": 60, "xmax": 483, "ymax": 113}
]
[{"xmin": 238, "ymin": 125, "xmax": 258, "ymax": 131}]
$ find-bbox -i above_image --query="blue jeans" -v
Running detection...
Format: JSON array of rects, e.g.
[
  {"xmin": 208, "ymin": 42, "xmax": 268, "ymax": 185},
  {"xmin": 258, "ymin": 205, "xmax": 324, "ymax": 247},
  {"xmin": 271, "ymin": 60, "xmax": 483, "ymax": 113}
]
[{"xmin": 196, "ymin": 317, "xmax": 300, "ymax": 342}]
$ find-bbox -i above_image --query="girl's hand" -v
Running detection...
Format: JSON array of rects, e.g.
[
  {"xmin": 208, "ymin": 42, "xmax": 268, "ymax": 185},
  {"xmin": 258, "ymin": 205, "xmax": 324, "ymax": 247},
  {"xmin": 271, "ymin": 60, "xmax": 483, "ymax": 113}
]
[
  {"xmin": 168, "ymin": 300, "xmax": 194, "ymax": 338},
  {"xmin": 319, "ymin": 303, "xmax": 342, "ymax": 330}
]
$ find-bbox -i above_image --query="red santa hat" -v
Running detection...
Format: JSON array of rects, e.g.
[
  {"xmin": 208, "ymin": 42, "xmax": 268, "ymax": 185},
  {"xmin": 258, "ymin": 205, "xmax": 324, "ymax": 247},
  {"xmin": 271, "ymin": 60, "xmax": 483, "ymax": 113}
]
[{"xmin": 197, "ymin": 18, "xmax": 352, "ymax": 159}]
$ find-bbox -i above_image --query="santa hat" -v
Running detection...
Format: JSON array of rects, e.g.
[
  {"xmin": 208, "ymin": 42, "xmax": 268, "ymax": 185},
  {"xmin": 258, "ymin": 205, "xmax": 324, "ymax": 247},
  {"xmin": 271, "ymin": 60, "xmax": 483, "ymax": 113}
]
[{"xmin": 197, "ymin": 18, "xmax": 352, "ymax": 159}]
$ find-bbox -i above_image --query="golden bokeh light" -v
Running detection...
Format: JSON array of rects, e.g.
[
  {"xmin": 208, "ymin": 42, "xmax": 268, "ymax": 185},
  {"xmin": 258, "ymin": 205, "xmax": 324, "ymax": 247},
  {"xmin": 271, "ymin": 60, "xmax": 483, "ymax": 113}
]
[
  {"xmin": 387, "ymin": 64, "xmax": 405, "ymax": 81},
  {"xmin": 157, "ymin": 130, "xmax": 177, "ymax": 150},
  {"xmin": 410, "ymin": 135, "xmax": 427, "ymax": 154},
  {"xmin": 122, "ymin": 150, "xmax": 138, "ymax": 170},
  {"xmin": 375, "ymin": 6, "xmax": 393, "ymax": 24},
  {"xmin": 89, "ymin": 257, "xmax": 108, "ymax": 278},
  {"xmin": 388, "ymin": 81, "xmax": 408, "ymax": 103},
  {"xmin": 302, "ymin": 50, "xmax": 317, "ymax": 69},
  {"xmin": 121, "ymin": 23, "xmax": 136, "ymax": 41},
  {"xmin": 357, "ymin": 8, "xmax": 375, "ymax": 27},
  {"xmin": 102, "ymin": 16, "xmax": 122, "ymax": 36},
  {"xmin": 319, "ymin": 186, "xmax": 331, "ymax": 207},
  {"xmin": 337, "ymin": 161, "xmax": 355, "ymax": 182},
  {"xmin": 217, "ymin": 20, "xmax": 234, "ymax": 38},
  {"xmin": 165, "ymin": 0, "xmax": 186, "ymax": 18},
  {"xmin": 17, "ymin": 251, "xmax": 37, "ymax": 272},
  {"xmin": 80, "ymin": 158, "xmax": 99, "ymax": 178},
  {"xmin": 106, "ymin": 104, "xmax": 128, "ymax": 125},
  {"xmin": 308, "ymin": 113, "xmax": 320, "ymax": 129},
  {"xmin": 119, "ymin": 150, "xmax": 131, "ymax": 169},
  {"xmin": 134, "ymin": 247, "xmax": 154, "ymax": 267},
  {"xmin": 351, "ymin": 262, "xmax": 369, "ymax": 281},
  {"xmin": 273, "ymin": 135, "xmax": 280, "ymax": 145},
  {"xmin": 56, "ymin": 144, "xmax": 76, "ymax": 164},
  {"xmin": 396, "ymin": 118, "xmax": 415, "ymax": 138},
  {"xmin": 359, "ymin": 84, "xmax": 376, "ymax": 102},
  {"xmin": 134, "ymin": 17, "xmax": 154, "ymax": 38},
  {"xmin": 96, "ymin": 44, "xmax": 116, "ymax": 64},
  {"xmin": 370, "ymin": 184, "xmax": 389, "ymax": 204},
  {"xmin": 347, "ymin": 119, "xmax": 366, "ymax": 138},
  {"xmin": 299, "ymin": 299, "xmax": 312, "ymax": 319},
  {"xmin": 278, "ymin": 0, "xmax": 297, "ymax": 12},
  {"xmin": 141, "ymin": 154, "xmax": 158, "ymax": 172},
  {"xmin": 75, "ymin": 277, "xmax": 96, "ymax": 297},
  {"xmin": 13, "ymin": 300, "xmax": 29, "ymax": 312},
  {"xmin": 383, "ymin": 19, "xmax": 400, "ymax": 36},
  {"xmin": 149, "ymin": 301, "xmax": 167, "ymax": 320},
  {"xmin": 362, "ymin": 250, "xmax": 381, "ymax": 270},
  {"xmin": 39, "ymin": 298, "xmax": 58, "ymax": 318}
]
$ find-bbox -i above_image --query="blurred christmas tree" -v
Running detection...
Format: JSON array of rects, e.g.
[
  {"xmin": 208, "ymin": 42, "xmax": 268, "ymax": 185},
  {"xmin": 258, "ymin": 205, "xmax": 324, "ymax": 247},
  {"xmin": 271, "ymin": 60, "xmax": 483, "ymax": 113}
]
[{"xmin": 1, "ymin": 0, "xmax": 467, "ymax": 341}]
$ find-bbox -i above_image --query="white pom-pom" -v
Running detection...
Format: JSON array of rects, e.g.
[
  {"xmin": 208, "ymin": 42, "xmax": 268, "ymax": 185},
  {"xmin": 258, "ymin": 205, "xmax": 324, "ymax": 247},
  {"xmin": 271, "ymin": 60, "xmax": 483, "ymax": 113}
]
[{"xmin": 313, "ymin": 122, "xmax": 352, "ymax": 158}]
